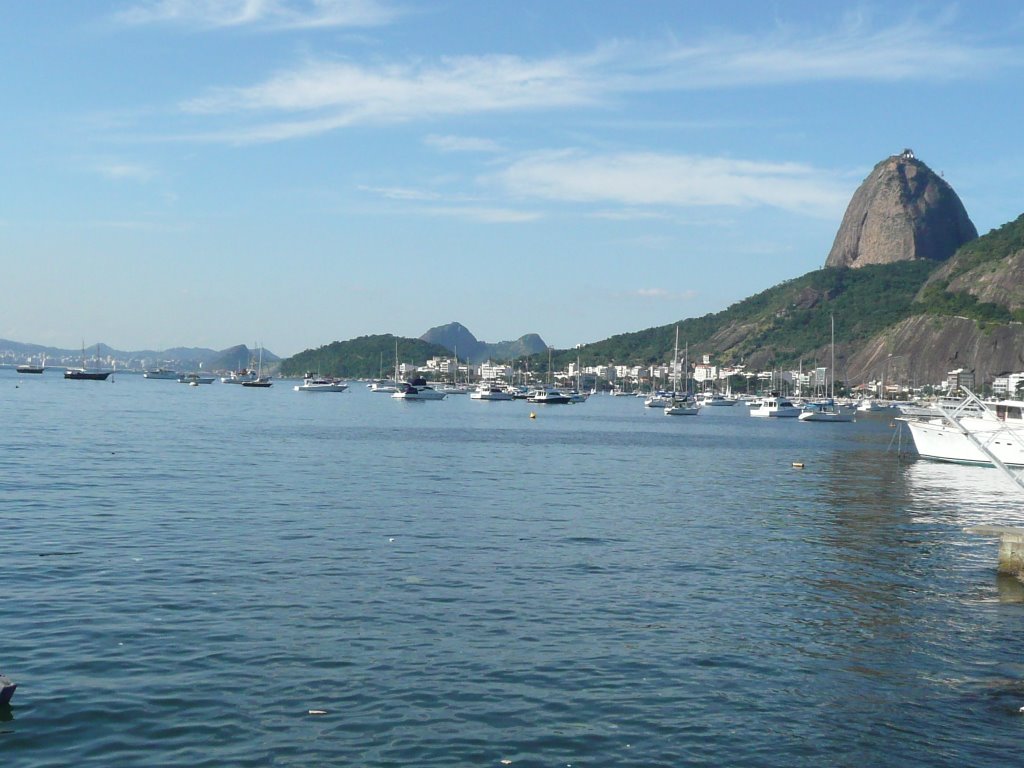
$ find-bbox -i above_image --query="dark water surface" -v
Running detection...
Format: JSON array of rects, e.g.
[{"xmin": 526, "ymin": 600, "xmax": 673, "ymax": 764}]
[{"xmin": 2, "ymin": 371, "xmax": 1023, "ymax": 766}]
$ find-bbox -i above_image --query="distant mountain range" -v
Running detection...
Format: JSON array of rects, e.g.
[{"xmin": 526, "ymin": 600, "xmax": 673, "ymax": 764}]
[{"xmin": 0, "ymin": 341, "xmax": 279, "ymax": 372}]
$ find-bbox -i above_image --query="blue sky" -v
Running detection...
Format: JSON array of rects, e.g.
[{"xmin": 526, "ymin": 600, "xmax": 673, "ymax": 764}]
[{"xmin": 3, "ymin": 1, "xmax": 1024, "ymax": 357}]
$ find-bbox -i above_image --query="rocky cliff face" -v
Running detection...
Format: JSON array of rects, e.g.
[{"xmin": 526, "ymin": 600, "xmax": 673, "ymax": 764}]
[
  {"xmin": 825, "ymin": 150, "xmax": 977, "ymax": 269},
  {"xmin": 845, "ymin": 315, "xmax": 1024, "ymax": 386}
]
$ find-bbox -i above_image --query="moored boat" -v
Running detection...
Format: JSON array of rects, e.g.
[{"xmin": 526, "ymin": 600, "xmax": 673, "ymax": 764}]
[
  {"xmin": 901, "ymin": 394, "xmax": 1024, "ymax": 467},
  {"xmin": 294, "ymin": 376, "xmax": 348, "ymax": 392},
  {"xmin": 391, "ymin": 378, "xmax": 446, "ymax": 400},
  {"xmin": 749, "ymin": 396, "xmax": 801, "ymax": 418},
  {"xmin": 144, "ymin": 368, "xmax": 179, "ymax": 380},
  {"xmin": 178, "ymin": 372, "xmax": 215, "ymax": 384}
]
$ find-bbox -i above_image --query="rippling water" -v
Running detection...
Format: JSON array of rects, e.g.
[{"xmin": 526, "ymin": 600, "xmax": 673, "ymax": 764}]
[{"xmin": 3, "ymin": 371, "xmax": 1023, "ymax": 766}]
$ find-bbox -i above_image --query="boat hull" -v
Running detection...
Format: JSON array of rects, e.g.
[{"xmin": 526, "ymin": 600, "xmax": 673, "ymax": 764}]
[
  {"xmin": 904, "ymin": 418, "xmax": 1024, "ymax": 467},
  {"xmin": 64, "ymin": 370, "xmax": 112, "ymax": 380}
]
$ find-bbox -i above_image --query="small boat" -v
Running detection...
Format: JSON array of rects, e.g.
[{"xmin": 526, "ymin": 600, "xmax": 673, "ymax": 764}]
[
  {"xmin": 391, "ymin": 378, "xmax": 446, "ymax": 400},
  {"xmin": 528, "ymin": 388, "xmax": 571, "ymax": 404},
  {"xmin": 65, "ymin": 342, "xmax": 113, "ymax": 380},
  {"xmin": 470, "ymin": 383, "xmax": 514, "ymax": 401},
  {"xmin": 294, "ymin": 376, "xmax": 348, "ymax": 392},
  {"xmin": 798, "ymin": 398, "xmax": 856, "ymax": 422},
  {"xmin": 16, "ymin": 356, "xmax": 45, "ymax": 374},
  {"xmin": 368, "ymin": 380, "xmax": 400, "ymax": 393},
  {"xmin": 700, "ymin": 392, "xmax": 737, "ymax": 406},
  {"xmin": 144, "ymin": 367, "xmax": 179, "ymax": 380},
  {"xmin": 665, "ymin": 395, "xmax": 700, "ymax": 416},
  {"xmin": 240, "ymin": 345, "xmax": 272, "ymax": 387},
  {"xmin": 749, "ymin": 396, "xmax": 802, "ymax": 418},
  {"xmin": 178, "ymin": 372, "xmax": 215, "ymax": 384},
  {"xmin": 644, "ymin": 391, "xmax": 675, "ymax": 408},
  {"xmin": 222, "ymin": 369, "xmax": 258, "ymax": 384}
]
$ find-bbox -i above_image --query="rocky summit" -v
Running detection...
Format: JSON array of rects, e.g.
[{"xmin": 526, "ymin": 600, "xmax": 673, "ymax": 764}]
[{"xmin": 825, "ymin": 149, "xmax": 977, "ymax": 269}]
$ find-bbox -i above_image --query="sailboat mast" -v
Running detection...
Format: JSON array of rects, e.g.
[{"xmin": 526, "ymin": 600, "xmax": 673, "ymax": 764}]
[{"xmin": 830, "ymin": 314, "xmax": 835, "ymax": 399}]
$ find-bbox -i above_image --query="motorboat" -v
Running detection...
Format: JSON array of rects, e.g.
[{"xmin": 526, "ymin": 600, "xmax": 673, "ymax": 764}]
[
  {"xmin": 749, "ymin": 396, "xmax": 802, "ymax": 418},
  {"xmin": 221, "ymin": 369, "xmax": 258, "ymax": 384},
  {"xmin": 178, "ymin": 372, "xmax": 215, "ymax": 384},
  {"xmin": 470, "ymin": 383, "xmax": 513, "ymax": 401},
  {"xmin": 665, "ymin": 395, "xmax": 700, "ymax": 416},
  {"xmin": 565, "ymin": 390, "xmax": 589, "ymax": 403},
  {"xmin": 700, "ymin": 392, "xmax": 737, "ymax": 406},
  {"xmin": 857, "ymin": 398, "xmax": 895, "ymax": 412},
  {"xmin": 798, "ymin": 398, "xmax": 856, "ymax": 422},
  {"xmin": 16, "ymin": 361, "xmax": 44, "ymax": 374},
  {"xmin": 368, "ymin": 380, "xmax": 400, "ymax": 393},
  {"xmin": 644, "ymin": 391, "xmax": 675, "ymax": 408},
  {"xmin": 294, "ymin": 376, "xmax": 348, "ymax": 392},
  {"xmin": 144, "ymin": 368, "xmax": 179, "ymax": 379},
  {"xmin": 437, "ymin": 384, "xmax": 470, "ymax": 395},
  {"xmin": 391, "ymin": 378, "xmax": 446, "ymax": 400},
  {"xmin": 529, "ymin": 388, "xmax": 571, "ymax": 404},
  {"xmin": 900, "ymin": 393, "xmax": 1024, "ymax": 467}
]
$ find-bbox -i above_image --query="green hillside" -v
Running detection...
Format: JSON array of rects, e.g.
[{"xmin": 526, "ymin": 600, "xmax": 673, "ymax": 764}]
[
  {"xmin": 280, "ymin": 334, "xmax": 453, "ymax": 378},
  {"xmin": 559, "ymin": 261, "xmax": 938, "ymax": 370}
]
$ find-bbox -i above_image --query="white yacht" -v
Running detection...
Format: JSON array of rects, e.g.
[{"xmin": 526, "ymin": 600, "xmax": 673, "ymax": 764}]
[
  {"xmin": 529, "ymin": 388, "xmax": 571, "ymax": 404},
  {"xmin": 143, "ymin": 368, "xmax": 178, "ymax": 380},
  {"xmin": 222, "ymin": 369, "xmax": 258, "ymax": 384},
  {"xmin": 178, "ymin": 372, "xmax": 215, "ymax": 384},
  {"xmin": 749, "ymin": 396, "xmax": 802, "ymax": 418},
  {"xmin": 901, "ymin": 395, "xmax": 1024, "ymax": 467},
  {"xmin": 470, "ymin": 383, "xmax": 513, "ymax": 401},
  {"xmin": 294, "ymin": 376, "xmax": 348, "ymax": 392},
  {"xmin": 368, "ymin": 380, "xmax": 400, "ymax": 393},
  {"xmin": 391, "ymin": 378, "xmax": 446, "ymax": 400}
]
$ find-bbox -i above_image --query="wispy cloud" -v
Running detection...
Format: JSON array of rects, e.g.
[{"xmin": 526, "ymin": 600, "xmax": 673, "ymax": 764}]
[
  {"xmin": 424, "ymin": 134, "xmax": 503, "ymax": 154},
  {"xmin": 492, "ymin": 151, "xmax": 848, "ymax": 217},
  {"xmin": 423, "ymin": 206, "xmax": 542, "ymax": 223},
  {"xmin": 358, "ymin": 184, "xmax": 441, "ymax": 201},
  {"xmin": 165, "ymin": 9, "xmax": 1017, "ymax": 144},
  {"xmin": 91, "ymin": 160, "xmax": 158, "ymax": 182},
  {"xmin": 624, "ymin": 288, "xmax": 699, "ymax": 301},
  {"xmin": 115, "ymin": 0, "xmax": 400, "ymax": 30}
]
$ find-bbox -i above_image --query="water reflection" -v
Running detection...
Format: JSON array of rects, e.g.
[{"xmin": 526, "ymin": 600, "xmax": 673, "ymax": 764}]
[{"xmin": 902, "ymin": 458, "xmax": 1024, "ymax": 528}]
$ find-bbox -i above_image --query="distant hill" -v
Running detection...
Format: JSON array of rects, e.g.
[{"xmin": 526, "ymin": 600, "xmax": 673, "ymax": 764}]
[
  {"xmin": 279, "ymin": 334, "xmax": 453, "ymax": 379},
  {"xmin": 419, "ymin": 321, "xmax": 548, "ymax": 363}
]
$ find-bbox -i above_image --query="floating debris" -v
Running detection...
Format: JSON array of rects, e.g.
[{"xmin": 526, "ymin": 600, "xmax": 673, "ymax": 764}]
[
  {"xmin": 308, "ymin": 709, "xmax": 327, "ymax": 716},
  {"xmin": 529, "ymin": 412, "xmax": 536, "ymax": 419},
  {"xmin": 792, "ymin": 462, "xmax": 805, "ymax": 469},
  {"xmin": 0, "ymin": 675, "xmax": 16, "ymax": 706}
]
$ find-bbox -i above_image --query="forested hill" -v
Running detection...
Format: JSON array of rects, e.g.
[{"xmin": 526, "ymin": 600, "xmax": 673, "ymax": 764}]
[
  {"xmin": 562, "ymin": 261, "xmax": 937, "ymax": 371},
  {"xmin": 280, "ymin": 334, "xmax": 452, "ymax": 378}
]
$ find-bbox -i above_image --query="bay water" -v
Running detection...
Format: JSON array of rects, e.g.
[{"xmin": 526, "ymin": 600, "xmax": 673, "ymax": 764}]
[{"xmin": 2, "ymin": 370, "xmax": 1023, "ymax": 766}]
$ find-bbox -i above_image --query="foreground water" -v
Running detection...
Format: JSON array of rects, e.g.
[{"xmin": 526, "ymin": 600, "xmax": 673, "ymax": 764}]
[{"xmin": 2, "ymin": 371, "xmax": 1023, "ymax": 766}]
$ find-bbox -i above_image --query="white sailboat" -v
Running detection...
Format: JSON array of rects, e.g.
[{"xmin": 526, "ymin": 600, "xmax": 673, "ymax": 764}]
[
  {"xmin": 799, "ymin": 316, "xmax": 856, "ymax": 422},
  {"xmin": 665, "ymin": 328, "xmax": 699, "ymax": 416}
]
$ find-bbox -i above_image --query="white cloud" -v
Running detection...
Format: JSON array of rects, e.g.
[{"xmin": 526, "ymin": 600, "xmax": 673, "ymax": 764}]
[
  {"xmin": 424, "ymin": 134, "xmax": 503, "ymax": 154},
  {"xmin": 115, "ymin": 0, "xmax": 399, "ymax": 29},
  {"xmin": 92, "ymin": 161, "xmax": 157, "ymax": 181},
  {"xmin": 164, "ymin": 9, "xmax": 1017, "ymax": 144},
  {"xmin": 492, "ymin": 151, "xmax": 848, "ymax": 218},
  {"xmin": 358, "ymin": 185, "xmax": 441, "ymax": 201},
  {"xmin": 625, "ymin": 288, "xmax": 699, "ymax": 301},
  {"xmin": 423, "ymin": 206, "xmax": 541, "ymax": 224}
]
